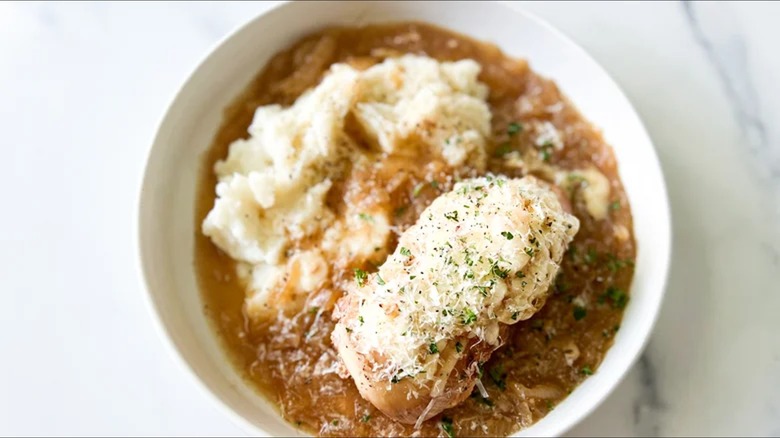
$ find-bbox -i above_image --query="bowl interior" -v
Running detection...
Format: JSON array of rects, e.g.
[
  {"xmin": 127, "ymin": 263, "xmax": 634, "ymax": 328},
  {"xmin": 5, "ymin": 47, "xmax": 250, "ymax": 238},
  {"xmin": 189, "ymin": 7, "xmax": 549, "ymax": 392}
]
[{"xmin": 138, "ymin": 1, "xmax": 670, "ymax": 436}]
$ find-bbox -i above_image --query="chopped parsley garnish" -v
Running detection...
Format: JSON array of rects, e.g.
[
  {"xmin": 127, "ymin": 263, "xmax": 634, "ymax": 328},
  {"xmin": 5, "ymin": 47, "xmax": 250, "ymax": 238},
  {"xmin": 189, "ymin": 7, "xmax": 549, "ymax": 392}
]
[
  {"xmin": 394, "ymin": 205, "xmax": 408, "ymax": 217},
  {"xmin": 376, "ymin": 274, "xmax": 385, "ymax": 286},
  {"xmin": 409, "ymin": 275, "xmax": 417, "ymax": 280},
  {"xmin": 610, "ymin": 200, "xmax": 621, "ymax": 211},
  {"xmin": 602, "ymin": 286, "xmax": 629, "ymax": 309},
  {"xmin": 455, "ymin": 341, "xmax": 463, "ymax": 353},
  {"xmin": 539, "ymin": 142, "xmax": 553, "ymax": 162},
  {"xmin": 546, "ymin": 400, "xmax": 554, "ymax": 410},
  {"xmin": 573, "ymin": 305, "xmax": 587, "ymax": 321},
  {"xmin": 496, "ymin": 178, "xmax": 505, "ymax": 188},
  {"xmin": 507, "ymin": 122, "xmax": 523, "ymax": 136},
  {"xmin": 361, "ymin": 414, "xmax": 371, "ymax": 423},
  {"xmin": 500, "ymin": 231, "xmax": 514, "ymax": 240},
  {"xmin": 358, "ymin": 316, "xmax": 364, "ymax": 325},
  {"xmin": 358, "ymin": 213, "xmax": 374, "ymax": 222},
  {"xmin": 524, "ymin": 247, "xmax": 535, "ymax": 257},
  {"xmin": 495, "ymin": 142, "xmax": 512, "ymax": 157},
  {"xmin": 584, "ymin": 248, "xmax": 597, "ymax": 265},
  {"xmin": 331, "ymin": 420, "xmax": 339, "ymax": 426},
  {"xmin": 476, "ymin": 285, "xmax": 490, "ymax": 296},
  {"xmin": 430, "ymin": 180, "xmax": 440, "ymax": 189},
  {"xmin": 511, "ymin": 311, "xmax": 519, "ymax": 321},
  {"xmin": 581, "ymin": 366, "xmax": 593, "ymax": 376},
  {"xmin": 515, "ymin": 271, "xmax": 526, "ymax": 279},
  {"xmin": 472, "ymin": 391, "xmax": 494, "ymax": 407},
  {"xmin": 308, "ymin": 306, "xmax": 320, "ymax": 315},
  {"xmin": 354, "ymin": 268, "xmax": 367, "ymax": 287},
  {"xmin": 400, "ymin": 247, "xmax": 412, "ymax": 256},
  {"xmin": 440, "ymin": 417, "xmax": 455, "ymax": 438},
  {"xmin": 554, "ymin": 274, "xmax": 568, "ymax": 293},
  {"xmin": 412, "ymin": 182, "xmax": 426, "ymax": 197},
  {"xmin": 489, "ymin": 364, "xmax": 507, "ymax": 390},
  {"xmin": 444, "ymin": 210, "xmax": 459, "ymax": 222},
  {"xmin": 462, "ymin": 308, "xmax": 477, "ymax": 325},
  {"xmin": 429, "ymin": 342, "xmax": 439, "ymax": 354},
  {"xmin": 606, "ymin": 253, "xmax": 634, "ymax": 272},
  {"xmin": 491, "ymin": 262, "xmax": 509, "ymax": 279}
]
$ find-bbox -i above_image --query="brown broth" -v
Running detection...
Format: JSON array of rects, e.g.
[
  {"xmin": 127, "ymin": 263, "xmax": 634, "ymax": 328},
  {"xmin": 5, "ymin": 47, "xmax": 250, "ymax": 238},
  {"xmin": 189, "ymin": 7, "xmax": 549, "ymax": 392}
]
[{"xmin": 195, "ymin": 22, "xmax": 635, "ymax": 437}]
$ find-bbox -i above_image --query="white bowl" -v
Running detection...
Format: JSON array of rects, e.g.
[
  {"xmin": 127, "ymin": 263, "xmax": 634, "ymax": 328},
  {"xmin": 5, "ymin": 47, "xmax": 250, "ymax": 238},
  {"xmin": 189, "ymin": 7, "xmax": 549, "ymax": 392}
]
[{"xmin": 137, "ymin": 1, "xmax": 671, "ymax": 436}]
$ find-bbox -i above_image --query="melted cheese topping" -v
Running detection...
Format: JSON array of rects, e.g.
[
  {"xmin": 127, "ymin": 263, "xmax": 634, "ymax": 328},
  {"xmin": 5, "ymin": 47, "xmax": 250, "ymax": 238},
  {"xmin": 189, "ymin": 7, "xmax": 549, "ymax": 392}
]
[{"xmin": 336, "ymin": 175, "xmax": 579, "ymax": 382}]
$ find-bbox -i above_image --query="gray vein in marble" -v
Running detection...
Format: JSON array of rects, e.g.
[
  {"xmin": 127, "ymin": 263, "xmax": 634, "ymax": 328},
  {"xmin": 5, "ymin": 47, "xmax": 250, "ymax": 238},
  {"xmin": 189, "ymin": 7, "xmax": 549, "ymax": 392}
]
[
  {"xmin": 632, "ymin": 347, "xmax": 665, "ymax": 436},
  {"xmin": 683, "ymin": 1, "xmax": 780, "ymax": 171},
  {"xmin": 683, "ymin": 2, "xmax": 779, "ymax": 182}
]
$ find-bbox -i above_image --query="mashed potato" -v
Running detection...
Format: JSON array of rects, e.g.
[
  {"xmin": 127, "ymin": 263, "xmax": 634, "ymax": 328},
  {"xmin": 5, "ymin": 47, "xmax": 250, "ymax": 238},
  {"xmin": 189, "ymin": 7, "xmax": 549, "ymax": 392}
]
[{"xmin": 202, "ymin": 55, "xmax": 492, "ymax": 318}]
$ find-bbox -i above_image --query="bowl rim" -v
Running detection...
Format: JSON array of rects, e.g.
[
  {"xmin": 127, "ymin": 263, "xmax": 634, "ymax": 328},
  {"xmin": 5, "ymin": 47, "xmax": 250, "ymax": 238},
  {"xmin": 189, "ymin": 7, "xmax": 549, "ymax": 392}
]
[{"xmin": 136, "ymin": 1, "xmax": 672, "ymax": 436}]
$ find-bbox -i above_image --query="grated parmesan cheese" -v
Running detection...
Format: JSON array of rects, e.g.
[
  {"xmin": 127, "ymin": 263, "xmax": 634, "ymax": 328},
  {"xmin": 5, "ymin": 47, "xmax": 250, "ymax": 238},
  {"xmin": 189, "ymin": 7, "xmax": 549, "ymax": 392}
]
[{"xmin": 334, "ymin": 175, "xmax": 579, "ymax": 383}]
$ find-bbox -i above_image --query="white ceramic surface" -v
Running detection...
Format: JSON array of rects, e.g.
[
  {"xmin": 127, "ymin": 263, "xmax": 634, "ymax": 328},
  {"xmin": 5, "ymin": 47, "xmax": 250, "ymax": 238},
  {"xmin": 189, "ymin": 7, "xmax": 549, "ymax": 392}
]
[{"xmin": 137, "ymin": 1, "xmax": 670, "ymax": 436}]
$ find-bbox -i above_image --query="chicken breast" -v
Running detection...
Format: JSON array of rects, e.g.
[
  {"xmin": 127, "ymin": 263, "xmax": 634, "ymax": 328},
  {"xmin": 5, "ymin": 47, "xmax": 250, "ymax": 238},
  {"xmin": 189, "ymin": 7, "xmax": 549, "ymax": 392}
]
[{"xmin": 332, "ymin": 175, "xmax": 580, "ymax": 425}]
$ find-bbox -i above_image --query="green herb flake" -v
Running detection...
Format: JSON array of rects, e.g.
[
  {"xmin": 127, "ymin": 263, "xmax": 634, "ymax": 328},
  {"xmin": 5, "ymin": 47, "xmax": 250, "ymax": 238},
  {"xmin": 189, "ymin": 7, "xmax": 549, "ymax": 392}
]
[
  {"xmin": 495, "ymin": 142, "xmax": 512, "ymax": 157},
  {"xmin": 573, "ymin": 305, "xmax": 587, "ymax": 321},
  {"xmin": 444, "ymin": 210, "xmax": 459, "ymax": 222},
  {"xmin": 358, "ymin": 213, "xmax": 374, "ymax": 222},
  {"xmin": 491, "ymin": 262, "xmax": 509, "ymax": 279},
  {"xmin": 429, "ymin": 342, "xmax": 439, "ymax": 354},
  {"xmin": 412, "ymin": 182, "xmax": 426, "ymax": 197},
  {"xmin": 354, "ymin": 269, "xmax": 367, "ymax": 287},
  {"xmin": 489, "ymin": 364, "xmax": 507, "ymax": 390},
  {"xmin": 511, "ymin": 311, "xmax": 520, "ymax": 321},
  {"xmin": 455, "ymin": 341, "xmax": 463, "ymax": 353},
  {"xmin": 515, "ymin": 271, "xmax": 526, "ymax": 279},
  {"xmin": 308, "ymin": 306, "xmax": 320, "ymax": 315},
  {"xmin": 604, "ymin": 286, "xmax": 629, "ymax": 309},
  {"xmin": 610, "ymin": 200, "xmax": 621, "ymax": 211},
  {"xmin": 581, "ymin": 366, "xmax": 594, "ymax": 376},
  {"xmin": 331, "ymin": 420, "xmax": 339, "ymax": 426},
  {"xmin": 472, "ymin": 391, "xmax": 494, "ymax": 407},
  {"xmin": 546, "ymin": 400, "xmax": 554, "ymax": 410},
  {"xmin": 462, "ymin": 308, "xmax": 477, "ymax": 325},
  {"xmin": 500, "ymin": 231, "xmax": 514, "ymax": 240},
  {"xmin": 400, "ymin": 247, "xmax": 412, "ymax": 257},
  {"xmin": 376, "ymin": 274, "xmax": 386, "ymax": 286},
  {"xmin": 430, "ymin": 180, "xmax": 439, "ymax": 189},
  {"xmin": 524, "ymin": 247, "xmax": 535, "ymax": 257},
  {"xmin": 584, "ymin": 248, "xmax": 597, "ymax": 265},
  {"xmin": 361, "ymin": 414, "xmax": 371, "ymax": 423},
  {"xmin": 358, "ymin": 316, "xmax": 364, "ymax": 325},
  {"xmin": 540, "ymin": 142, "xmax": 553, "ymax": 162},
  {"xmin": 507, "ymin": 122, "xmax": 523, "ymax": 136},
  {"xmin": 394, "ymin": 205, "xmax": 408, "ymax": 217},
  {"xmin": 440, "ymin": 417, "xmax": 455, "ymax": 438},
  {"xmin": 606, "ymin": 254, "xmax": 634, "ymax": 272}
]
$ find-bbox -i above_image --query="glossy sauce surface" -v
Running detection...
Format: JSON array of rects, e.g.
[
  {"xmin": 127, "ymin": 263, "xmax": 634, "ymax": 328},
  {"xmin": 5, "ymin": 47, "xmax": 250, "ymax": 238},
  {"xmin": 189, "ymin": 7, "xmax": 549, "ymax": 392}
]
[{"xmin": 195, "ymin": 22, "xmax": 635, "ymax": 437}]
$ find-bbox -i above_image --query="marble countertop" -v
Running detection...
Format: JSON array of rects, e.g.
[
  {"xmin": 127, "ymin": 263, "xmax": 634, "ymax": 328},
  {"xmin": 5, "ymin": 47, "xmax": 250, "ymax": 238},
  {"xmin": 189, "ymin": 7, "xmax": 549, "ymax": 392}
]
[{"xmin": 1, "ymin": 1, "xmax": 778, "ymax": 436}]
